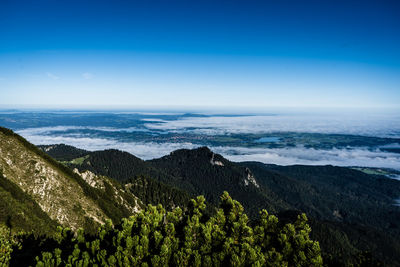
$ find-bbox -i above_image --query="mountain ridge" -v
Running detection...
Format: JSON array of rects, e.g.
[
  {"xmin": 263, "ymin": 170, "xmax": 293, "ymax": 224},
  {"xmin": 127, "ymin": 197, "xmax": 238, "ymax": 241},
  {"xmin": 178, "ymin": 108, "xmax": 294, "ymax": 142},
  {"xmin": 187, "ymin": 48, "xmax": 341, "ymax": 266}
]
[
  {"xmin": 37, "ymin": 142, "xmax": 400, "ymax": 265},
  {"xmin": 0, "ymin": 127, "xmax": 142, "ymax": 234}
]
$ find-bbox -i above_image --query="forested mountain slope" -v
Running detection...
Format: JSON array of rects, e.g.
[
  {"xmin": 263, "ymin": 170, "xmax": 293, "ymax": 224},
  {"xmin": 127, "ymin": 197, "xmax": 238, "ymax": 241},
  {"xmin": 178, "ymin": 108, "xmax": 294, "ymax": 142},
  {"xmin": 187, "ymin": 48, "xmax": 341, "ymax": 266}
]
[
  {"xmin": 240, "ymin": 162, "xmax": 400, "ymax": 265},
  {"xmin": 245, "ymin": 162, "xmax": 400, "ymax": 223},
  {"xmin": 38, "ymin": 144, "xmax": 88, "ymax": 161},
  {"xmin": 39, "ymin": 143, "xmax": 400, "ymax": 265},
  {"xmin": 40, "ymin": 145, "xmax": 198, "ymax": 211},
  {"xmin": 148, "ymin": 147, "xmax": 291, "ymax": 216},
  {"xmin": 4, "ymin": 193, "xmax": 324, "ymax": 267}
]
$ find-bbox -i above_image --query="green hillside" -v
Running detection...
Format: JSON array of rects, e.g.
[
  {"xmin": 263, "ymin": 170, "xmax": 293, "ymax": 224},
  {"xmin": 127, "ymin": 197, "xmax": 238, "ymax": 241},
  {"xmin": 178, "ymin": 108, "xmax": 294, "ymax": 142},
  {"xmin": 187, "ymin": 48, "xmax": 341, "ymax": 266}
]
[
  {"xmin": 39, "ymin": 145, "xmax": 201, "ymax": 211},
  {"xmin": 0, "ymin": 127, "xmax": 142, "ymax": 235},
  {"xmin": 40, "ymin": 143, "xmax": 400, "ymax": 265},
  {"xmin": 5, "ymin": 193, "xmax": 323, "ymax": 267},
  {"xmin": 0, "ymin": 170, "xmax": 58, "ymax": 236}
]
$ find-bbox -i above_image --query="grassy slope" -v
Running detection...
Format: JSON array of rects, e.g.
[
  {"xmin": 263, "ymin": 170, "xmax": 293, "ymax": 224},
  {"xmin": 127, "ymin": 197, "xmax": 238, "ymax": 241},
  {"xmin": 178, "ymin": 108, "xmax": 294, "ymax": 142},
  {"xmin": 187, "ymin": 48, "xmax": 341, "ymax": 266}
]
[
  {"xmin": 0, "ymin": 171, "xmax": 59, "ymax": 236},
  {"xmin": 0, "ymin": 127, "xmax": 141, "ymax": 234}
]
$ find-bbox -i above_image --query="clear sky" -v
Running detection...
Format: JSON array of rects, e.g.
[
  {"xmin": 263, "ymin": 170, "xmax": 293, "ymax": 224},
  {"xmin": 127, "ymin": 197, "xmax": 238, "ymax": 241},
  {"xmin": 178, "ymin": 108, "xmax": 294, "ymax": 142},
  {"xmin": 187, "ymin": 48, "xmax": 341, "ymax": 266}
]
[{"xmin": 0, "ymin": 0, "xmax": 399, "ymax": 109}]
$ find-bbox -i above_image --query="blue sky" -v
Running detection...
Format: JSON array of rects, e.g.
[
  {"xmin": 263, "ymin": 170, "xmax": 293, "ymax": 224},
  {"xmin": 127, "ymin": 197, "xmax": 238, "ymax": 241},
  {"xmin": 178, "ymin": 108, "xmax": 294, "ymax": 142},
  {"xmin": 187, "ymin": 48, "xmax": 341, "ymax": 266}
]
[{"xmin": 0, "ymin": 0, "xmax": 399, "ymax": 109}]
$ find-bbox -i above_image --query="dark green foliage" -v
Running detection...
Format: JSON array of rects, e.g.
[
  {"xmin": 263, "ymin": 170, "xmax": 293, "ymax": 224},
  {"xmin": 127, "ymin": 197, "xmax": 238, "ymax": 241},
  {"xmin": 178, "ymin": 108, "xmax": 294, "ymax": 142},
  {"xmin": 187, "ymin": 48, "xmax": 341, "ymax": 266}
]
[
  {"xmin": 148, "ymin": 147, "xmax": 289, "ymax": 217},
  {"xmin": 10, "ymin": 193, "xmax": 323, "ymax": 266},
  {"xmin": 71, "ymin": 149, "xmax": 151, "ymax": 182},
  {"xmin": 36, "ymin": 142, "xmax": 400, "ymax": 265},
  {"xmin": 61, "ymin": 148, "xmax": 201, "ymax": 212},
  {"xmin": 0, "ymin": 225, "xmax": 21, "ymax": 266},
  {"xmin": 125, "ymin": 175, "xmax": 192, "ymax": 211},
  {"xmin": 37, "ymin": 144, "xmax": 88, "ymax": 161},
  {"xmin": 0, "ymin": 170, "xmax": 59, "ymax": 237},
  {"xmin": 247, "ymin": 163, "xmax": 400, "ymax": 266},
  {"xmin": 41, "ymin": 145, "xmax": 286, "ymax": 217}
]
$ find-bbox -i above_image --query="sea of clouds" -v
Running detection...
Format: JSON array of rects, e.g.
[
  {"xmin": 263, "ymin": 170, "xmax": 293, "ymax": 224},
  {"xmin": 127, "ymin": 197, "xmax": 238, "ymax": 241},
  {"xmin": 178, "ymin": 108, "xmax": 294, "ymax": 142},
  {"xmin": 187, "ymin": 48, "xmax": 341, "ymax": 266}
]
[
  {"xmin": 144, "ymin": 113, "xmax": 400, "ymax": 137},
  {"xmin": 16, "ymin": 132, "xmax": 400, "ymax": 171},
  {"xmin": 16, "ymin": 131, "xmax": 197, "ymax": 159},
  {"xmin": 14, "ymin": 112, "xmax": 400, "ymax": 170}
]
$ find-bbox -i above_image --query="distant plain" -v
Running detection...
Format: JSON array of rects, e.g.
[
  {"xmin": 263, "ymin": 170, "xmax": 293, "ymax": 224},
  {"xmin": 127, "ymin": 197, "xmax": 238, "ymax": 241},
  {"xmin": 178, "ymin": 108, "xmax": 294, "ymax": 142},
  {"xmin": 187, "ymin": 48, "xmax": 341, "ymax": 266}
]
[{"xmin": 1, "ymin": 109, "xmax": 399, "ymax": 176}]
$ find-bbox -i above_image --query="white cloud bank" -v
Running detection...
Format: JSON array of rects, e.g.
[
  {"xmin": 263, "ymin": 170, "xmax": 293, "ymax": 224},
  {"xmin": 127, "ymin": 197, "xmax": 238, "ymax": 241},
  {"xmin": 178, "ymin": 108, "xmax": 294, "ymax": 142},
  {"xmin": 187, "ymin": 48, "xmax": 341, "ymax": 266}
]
[
  {"xmin": 13, "ymin": 111, "xmax": 400, "ymax": 170},
  {"xmin": 212, "ymin": 146, "xmax": 400, "ymax": 170},
  {"xmin": 145, "ymin": 113, "xmax": 400, "ymax": 138},
  {"xmin": 17, "ymin": 129, "xmax": 400, "ymax": 170},
  {"xmin": 17, "ymin": 130, "xmax": 197, "ymax": 159}
]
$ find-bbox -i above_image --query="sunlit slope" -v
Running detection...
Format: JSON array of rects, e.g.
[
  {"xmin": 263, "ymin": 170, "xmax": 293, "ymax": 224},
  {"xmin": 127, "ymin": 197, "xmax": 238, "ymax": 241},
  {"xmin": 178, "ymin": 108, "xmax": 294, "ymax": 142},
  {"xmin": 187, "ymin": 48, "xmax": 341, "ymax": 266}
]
[
  {"xmin": 0, "ymin": 171, "xmax": 59, "ymax": 236},
  {"xmin": 0, "ymin": 127, "xmax": 141, "ymax": 233}
]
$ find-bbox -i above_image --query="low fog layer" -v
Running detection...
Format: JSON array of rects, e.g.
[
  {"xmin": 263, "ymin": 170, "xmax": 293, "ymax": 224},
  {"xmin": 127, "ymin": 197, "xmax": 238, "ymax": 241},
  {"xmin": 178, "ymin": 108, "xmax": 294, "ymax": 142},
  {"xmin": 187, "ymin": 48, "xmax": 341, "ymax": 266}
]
[
  {"xmin": 12, "ymin": 112, "xmax": 400, "ymax": 170},
  {"xmin": 144, "ymin": 113, "xmax": 400, "ymax": 138},
  {"xmin": 17, "ymin": 129, "xmax": 400, "ymax": 170}
]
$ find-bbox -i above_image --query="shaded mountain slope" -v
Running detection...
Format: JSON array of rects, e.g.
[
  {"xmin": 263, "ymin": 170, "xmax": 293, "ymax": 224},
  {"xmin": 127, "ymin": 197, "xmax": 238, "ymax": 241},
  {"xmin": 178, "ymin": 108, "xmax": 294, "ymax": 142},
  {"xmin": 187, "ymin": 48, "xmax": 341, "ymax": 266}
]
[
  {"xmin": 39, "ymin": 145, "xmax": 195, "ymax": 211},
  {"xmin": 242, "ymin": 162, "xmax": 400, "ymax": 223},
  {"xmin": 241, "ymin": 162, "xmax": 400, "ymax": 265},
  {"xmin": 69, "ymin": 149, "xmax": 150, "ymax": 182},
  {"xmin": 37, "ymin": 142, "xmax": 400, "ymax": 265},
  {"xmin": 0, "ymin": 171, "xmax": 59, "ymax": 236},
  {"xmin": 148, "ymin": 147, "xmax": 290, "ymax": 216},
  {"xmin": 37, "ymin": 144, "xmax": 88, "ymax": 161}
]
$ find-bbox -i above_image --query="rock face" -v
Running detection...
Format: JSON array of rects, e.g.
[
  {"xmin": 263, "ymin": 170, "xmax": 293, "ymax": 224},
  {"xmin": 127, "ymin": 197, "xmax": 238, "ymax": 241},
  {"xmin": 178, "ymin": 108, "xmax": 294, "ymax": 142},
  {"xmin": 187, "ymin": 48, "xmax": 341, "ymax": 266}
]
[
  {"xmin": 244, "ymin": 167, "xmax": 259, "ymax": 188},
  {"xmin": 74, "ymin": 168, "xmax": 105, "ymax": 190},
  {"xmin": 0, "ymin": 129, "xmax": 141, "ymax": 231},
  {"xmin": 73, "ymin": 168, "xmax": 141, "ymax": 214},
  {"xmin": 210, "ymin": 152, "xmax": 224, "ymax": 166}
]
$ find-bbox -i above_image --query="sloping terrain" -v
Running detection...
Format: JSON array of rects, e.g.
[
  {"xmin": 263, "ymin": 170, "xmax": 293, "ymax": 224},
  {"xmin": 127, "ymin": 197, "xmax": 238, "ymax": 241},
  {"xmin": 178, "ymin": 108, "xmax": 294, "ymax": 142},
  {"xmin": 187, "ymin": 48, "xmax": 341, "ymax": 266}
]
[
  {"xmin": 40, "ymin": 142, "xmax": 400, "ymax": 265},
  {"xmin": 246, "ymin": 163, "xmax": 400, "ymax": 223},
  {"xmin": 148, "ymin": 147, "xmax": 290, "ymax": 216},
  {"xmin": 0, "ymin": 171, "xmax": 59, "ymax": 236},
  {"xmin": 37, "ymin": 144, "xmax": 88, "ymax": 161},
  {"xmin": 241, "ymin": 162, "xmax": 400, "ymax": 265},
  {"xmin": 0, "ymin": 127, "xmax": 141, "ymax": 234},
  {"xmin": 39, "ymin": 145, "xmax": 197, "ymax": 211}
]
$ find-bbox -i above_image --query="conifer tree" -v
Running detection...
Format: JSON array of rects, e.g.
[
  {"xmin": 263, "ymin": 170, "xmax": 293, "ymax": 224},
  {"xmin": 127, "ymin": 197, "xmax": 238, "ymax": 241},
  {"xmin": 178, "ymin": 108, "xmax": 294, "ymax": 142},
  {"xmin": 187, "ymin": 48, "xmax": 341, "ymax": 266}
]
[{"xmin": 11, "ymin": 192, "xmax": 323, "ymax": 267}]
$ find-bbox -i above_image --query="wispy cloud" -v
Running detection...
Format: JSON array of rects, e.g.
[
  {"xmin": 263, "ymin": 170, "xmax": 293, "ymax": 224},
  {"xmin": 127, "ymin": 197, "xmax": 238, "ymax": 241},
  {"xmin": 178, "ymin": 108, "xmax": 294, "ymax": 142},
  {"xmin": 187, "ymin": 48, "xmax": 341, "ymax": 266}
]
[
  {"xmin": 46, "ymin": 72, "xmax": 60, "ymax": 80},
  {"xmin": 82, "ymin": 72, "xmax": 94, "ymax": 80}
]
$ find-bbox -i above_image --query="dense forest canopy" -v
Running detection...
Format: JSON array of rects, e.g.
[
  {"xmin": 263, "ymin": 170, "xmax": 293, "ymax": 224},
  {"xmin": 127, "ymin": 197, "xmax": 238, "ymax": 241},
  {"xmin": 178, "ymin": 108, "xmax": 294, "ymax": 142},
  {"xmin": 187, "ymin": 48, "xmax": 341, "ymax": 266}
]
[
  {"xmin": 37, "ymin": 143, "xmax": 400, "ymax": 266},
  {"xmin": 1, "ymin": 192, "xmax": 324, "ymax": 267}
]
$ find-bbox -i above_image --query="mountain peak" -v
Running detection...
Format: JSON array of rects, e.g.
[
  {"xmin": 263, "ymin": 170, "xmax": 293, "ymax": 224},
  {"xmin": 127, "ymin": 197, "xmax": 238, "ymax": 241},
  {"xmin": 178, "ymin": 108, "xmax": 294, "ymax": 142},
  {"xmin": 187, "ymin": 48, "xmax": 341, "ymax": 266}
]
[{"xmin": 169, "ymin": 146, "xmax": 211, "ymax": 156}]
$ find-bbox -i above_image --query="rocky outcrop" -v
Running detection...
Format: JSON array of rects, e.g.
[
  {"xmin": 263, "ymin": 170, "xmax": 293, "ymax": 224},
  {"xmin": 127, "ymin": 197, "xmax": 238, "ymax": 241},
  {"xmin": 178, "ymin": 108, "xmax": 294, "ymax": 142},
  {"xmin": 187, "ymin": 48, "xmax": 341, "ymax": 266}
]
[
  {"xmin": 0, "ymin": 129, "xmax": 141, "ymax": 231},
  {"xmin": 244, "ymin": 167, "xmax": 259, "ymax": 188}
]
